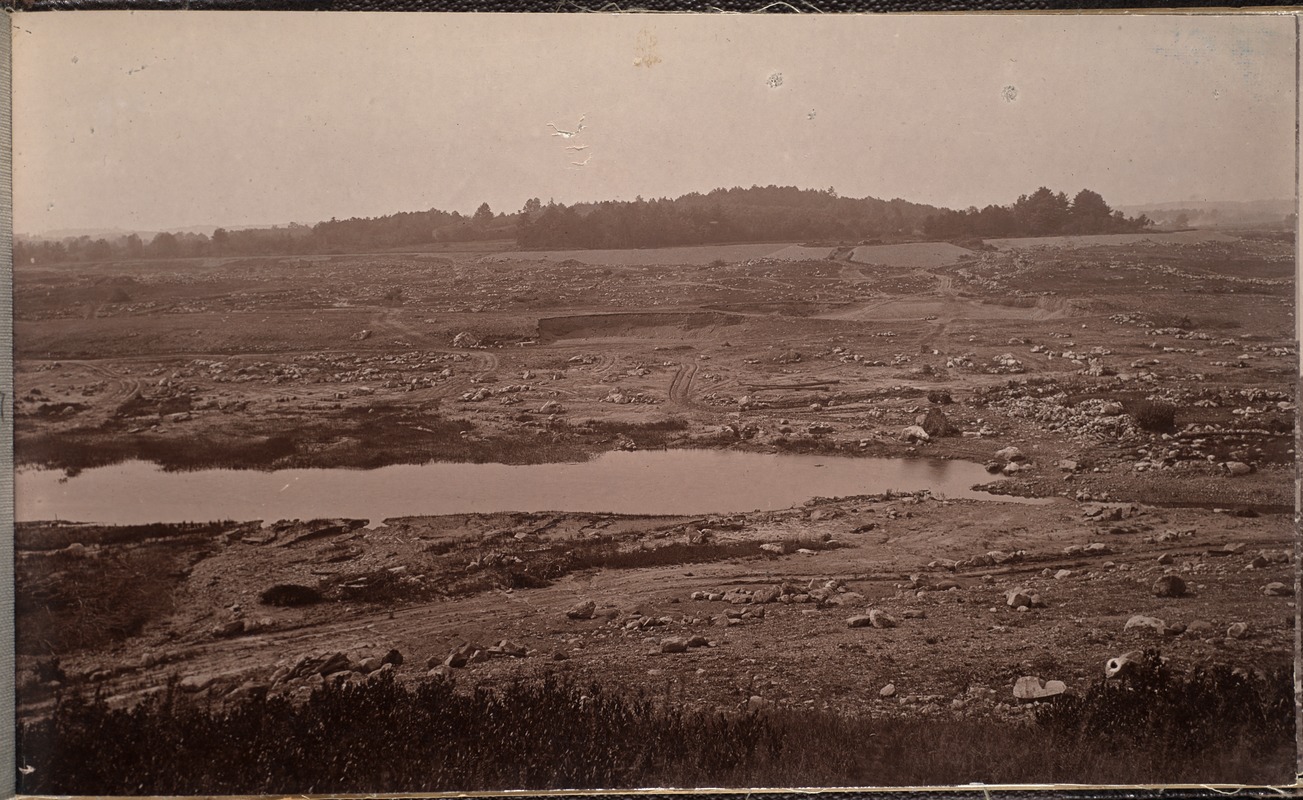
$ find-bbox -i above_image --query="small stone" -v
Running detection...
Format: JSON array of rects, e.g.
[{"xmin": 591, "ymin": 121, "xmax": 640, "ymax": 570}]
[
  {"xmin": 902, "ymin": 610, "xmax": 926, "ymax": 619},
  {"xmin": 879, "ymin": 683, "xmax": 896, "ymax": 698},
  {"xmin": 1263, "ymin": 582, "xmax": 1290, "ymax": 596},
  {"xmin": 1227, "ymin": 622, "xmax": 1249, "ymax": 639},
  {"xmin": 1054, "ymin": 569, "xmax": 1071, "ymax": 580},
  {"xmin": 1156, "ymin": 553, "xmax": 1174, "ymax": 566},
  {"xmin": 381, "ymin": 649, "xmax": 403, "ymax": 666}
]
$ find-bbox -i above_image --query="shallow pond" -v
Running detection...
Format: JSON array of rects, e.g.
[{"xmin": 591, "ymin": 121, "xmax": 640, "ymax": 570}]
[{"xmin": 16, "ymin": 449, "xmax": 1036, "ymax": 526}]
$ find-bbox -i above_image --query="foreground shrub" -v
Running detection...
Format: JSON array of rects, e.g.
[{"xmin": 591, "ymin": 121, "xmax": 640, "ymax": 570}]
[
  {"xmin": 1035, "ymin": 648, "xmax": 1292, "ymax": 756},
  {"xmin": 1128, "ymin": 399, "xmax": 1177, "ymax": 432},
  {"xmin": 18, "ymin": 658, "xmax": 1293, "ymax": 794}
]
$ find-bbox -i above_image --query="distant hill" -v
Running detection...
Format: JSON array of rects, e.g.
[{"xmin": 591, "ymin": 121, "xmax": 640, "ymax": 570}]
[{"xmin": 1115, "ymin": 199, "xmax": 1295, "ymax": 229}]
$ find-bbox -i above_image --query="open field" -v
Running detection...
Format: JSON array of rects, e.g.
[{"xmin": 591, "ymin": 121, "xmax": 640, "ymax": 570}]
[
  {"xmin": 486, "ymin": 242, "xmax": 831, "ymax": 266},
  {"xmin": 14, "ymin": 230, "xmax": 1298, "ymax": 787},
  {"xmin": 985, "ymin": 230, "xmax": 1238, "ymax": 250}
]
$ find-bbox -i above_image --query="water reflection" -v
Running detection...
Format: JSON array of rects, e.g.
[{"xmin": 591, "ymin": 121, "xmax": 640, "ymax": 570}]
[{"xmin": 16, "ymin": 449, "xmax": 1040, "ymax": 526}]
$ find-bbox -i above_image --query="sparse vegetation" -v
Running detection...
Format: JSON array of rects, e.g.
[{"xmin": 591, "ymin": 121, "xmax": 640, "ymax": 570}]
[{"xmin": 16, "ymin": 547, "xmax": 191, "ymax": 655}]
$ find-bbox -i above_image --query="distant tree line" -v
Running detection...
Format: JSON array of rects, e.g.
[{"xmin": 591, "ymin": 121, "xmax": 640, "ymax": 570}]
[
  {"xmin": 14, "ymin": 206, "xmax": 514, "ymax": 265},
  {"xmin": 16, "ymin": 185, "xmax": 1150, "ymax": 265},
  {"xmin": 515, "ymin": 186, "xmax": 940, "ymax": 249},
  {"xmin": 922, "ymin": 187, "xmax": 1150, "ymax": 239}
]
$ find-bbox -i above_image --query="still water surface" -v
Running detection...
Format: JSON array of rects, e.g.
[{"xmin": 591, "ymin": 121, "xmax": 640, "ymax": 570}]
[{"xmin": 16, "ymin": 450, "xmax": 1033, "ymax": 526}]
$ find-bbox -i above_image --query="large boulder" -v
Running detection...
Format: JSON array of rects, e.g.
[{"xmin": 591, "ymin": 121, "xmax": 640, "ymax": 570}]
[
  {"xmin": 916, "ymin": 407, "xmax": 954, "ymax": 438},
  {"xmin": 1152, "ymin": 574, "xmax": 1188, "ymax": 598}
]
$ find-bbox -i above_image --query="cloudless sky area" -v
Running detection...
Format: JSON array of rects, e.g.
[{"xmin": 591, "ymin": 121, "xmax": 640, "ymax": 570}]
[{"xmin": 13, "ymin": 12, "xmax": 1298, "ymax": 235}]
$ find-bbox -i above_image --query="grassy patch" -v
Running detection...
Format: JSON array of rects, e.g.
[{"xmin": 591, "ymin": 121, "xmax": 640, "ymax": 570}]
[{"xmin": 16, "ymin": 546, "xmax": 193, "ymax": 656}]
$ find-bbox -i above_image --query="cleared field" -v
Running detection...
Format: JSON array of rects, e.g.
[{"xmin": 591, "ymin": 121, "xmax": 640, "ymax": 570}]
[
  {"xmin": 986, "ymin": 230, "xmax": 1236, "ymax": 250},
  {"xmin": 849, "ymin": 242, "xmax": 975, "ymax": 267},
  {"xmin": 485, "ymin": 243, "xmax": 809, "ymax": 266},
  {"xmin": 766, "ymin": 244, "xmax": 837, "ymax": 261}
]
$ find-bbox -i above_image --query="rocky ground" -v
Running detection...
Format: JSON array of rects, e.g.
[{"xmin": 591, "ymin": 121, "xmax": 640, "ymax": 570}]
[
  {"xmin": 13, "ymin": 231, "xmax": 1297, "ymax": 745},
  {"xmin": 17, "ymin": 491, "xmax": 1294, "ymax": 726}
]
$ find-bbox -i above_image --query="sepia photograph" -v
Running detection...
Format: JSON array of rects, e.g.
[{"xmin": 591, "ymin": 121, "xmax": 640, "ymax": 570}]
[{"xmin": 10, "ymin": 10, "xmax": 1299, "ymax": 793}]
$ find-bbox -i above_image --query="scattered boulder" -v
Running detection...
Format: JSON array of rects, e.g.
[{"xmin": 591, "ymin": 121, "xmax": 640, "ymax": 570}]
[
  {"xmin": 1156, "ymin": 553, "xmax": 1174, "ymax": 566},
  {"xmin": 317, "ymin": 652, "xmax": 353, "ymax": 676},
  {"xmin": 846, "ymin": 614, "xmax": 874, "ymax": 629},
  {"xmin": 382, "ymin": 649, "xmax": 403, "ymax": 666},
  {"xmin": 660, "ymin": 637, "xmax": 689, "ymax": 654},
  {"xmin": 1224, "ymin": 461, "xmax": 1252, "ymax": 477},
  {"xmin": 868, "ymin": 609, "xmax": 897, "ymax": 629},
  {"xmin": 901, "ymin": 425, "xmax": 930, "ymax": 443},
  {"xmin": 259, "ymin": 584, "xmax": 323, "ymax": 607},
  {"xmin": 1013, "ymin": 676, "xmax": 1067, "ymax": 701},
  {"xmin": 1152, "ymin": 574, "xmax": 1188, "ymax": 598},
  {"xmin": 566, "ymin": 600, "xmax": 596, "ymax": 620},
  {"xmin": 879, "ymin": 683, "xmax": 896, "ymax": 698},
  {"xmin": 1263, "ymin": 582, "xmax": 1290, "ymax": 597},
  {"xmin": 1124, "ymin": 615, "xmax": 1167, "ymax": 635},
  {"xmin": 452, "ymin": 332, "xmax": 480, "ymax": 349},
  {"xmin": 1005, "ymin": 588, "xmax": 1033, "ymax": 608},
  {"xmin": 1186, "ymin": 620, "xmax": 1214, "ymax": 636},
  {"xmin": 179, "ymin": 673, "xmax": 217, "ymax": 693},
  {"xmin": 1227, "ymin": 622, "xmax": 1249, "ymax": 639},
  {"xmin": 995, "ymin": 446, "xmax": 1024, "ymax": 462},
  {"xmin": 917, "ymin": 407, "xmax": 954, "ymax": 438}
]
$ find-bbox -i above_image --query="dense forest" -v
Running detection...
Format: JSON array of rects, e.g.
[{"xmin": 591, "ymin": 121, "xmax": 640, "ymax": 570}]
[{"xmin": 16, "ymin": 185, "xmax": 1150, "ymax": 265}]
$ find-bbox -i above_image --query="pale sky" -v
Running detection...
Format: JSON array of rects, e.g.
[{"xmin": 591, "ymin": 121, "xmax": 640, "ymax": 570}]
[{"xmin": 13, "ymin": 11, "xmax": 1298, "ymax": 235}]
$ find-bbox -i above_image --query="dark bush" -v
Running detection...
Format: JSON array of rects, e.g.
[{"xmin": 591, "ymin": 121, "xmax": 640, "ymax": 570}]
[
  {"xmin": 259, "ymin": 584, "xmax": 323, "ymax": 607},
  {"xmin": 1128, "ymin": 399, "xmax": 1177, "ymax": 432},
  {"xmin": 1036, "ymin": 648, "xmax": 1292, "ymax": 756}
]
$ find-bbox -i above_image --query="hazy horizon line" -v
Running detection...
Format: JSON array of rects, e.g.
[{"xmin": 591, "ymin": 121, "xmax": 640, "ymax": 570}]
[{"xmin": 19, "ymin": 187, "xmax": 1294, "ymax": 240}]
